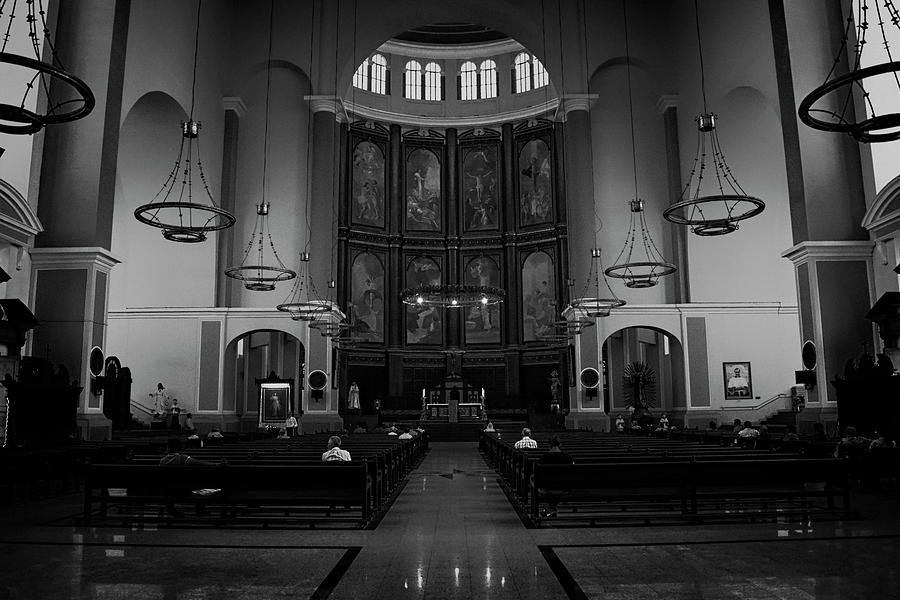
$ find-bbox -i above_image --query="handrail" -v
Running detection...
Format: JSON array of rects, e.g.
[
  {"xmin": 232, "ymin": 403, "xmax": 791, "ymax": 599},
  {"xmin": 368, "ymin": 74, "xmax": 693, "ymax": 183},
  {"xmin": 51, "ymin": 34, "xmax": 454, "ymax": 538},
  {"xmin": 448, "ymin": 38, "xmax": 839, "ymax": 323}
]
[
  {"xmin": 720, "ymin": 393, "xmax": 791, "ymax": 412},
  {"xmin": 129, "ymin": 400, "xmax": 155, "ymax": 416}
]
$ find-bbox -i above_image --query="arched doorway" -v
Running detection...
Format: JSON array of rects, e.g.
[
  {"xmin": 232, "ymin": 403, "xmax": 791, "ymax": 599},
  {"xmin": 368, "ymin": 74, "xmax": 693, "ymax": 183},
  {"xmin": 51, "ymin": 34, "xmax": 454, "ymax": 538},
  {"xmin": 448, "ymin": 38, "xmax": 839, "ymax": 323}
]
[
  {"xmin": 223, "ymin": 329, "xmax": 304, "ymax": 431},
  {"xmin": 601, "ymin": 326, "xmax": 685, "ymax": 423}
]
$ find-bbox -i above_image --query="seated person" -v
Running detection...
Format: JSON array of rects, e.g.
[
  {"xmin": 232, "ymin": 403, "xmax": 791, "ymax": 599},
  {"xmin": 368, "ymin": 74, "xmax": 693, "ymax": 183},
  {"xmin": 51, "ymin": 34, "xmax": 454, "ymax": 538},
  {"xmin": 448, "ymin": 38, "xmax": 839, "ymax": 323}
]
[
  {"xmin": 183, "ymin": 412, "xmax": 196, "ymax": 434},
  {"xmin": 514, "ymin": 428, "xmax": 537, "ymax": 449},
  {"xmin": 835, "ymin": 426, "xmax": 870, "ymax": 458},
  {"xmin": 387, "ymin": 425, "xmax": 399, "ymax": 436},
  {"xmin": 657, "ymin": 413, "xmax": 670, "ymax": 430},
  {"xmin": 707, "ymin": 420, "xmax": 718, "ymax": 431},
  {"xmin": 484, "ymin": 421, "xmax": 496, "ymax": 432},
  {"xmin": 737, "ymin": 421, "xmax": 759, "ymax": 438},
  {"xmin": 537, "ymin": 435, "xmax": 574, "ymax": 518},
  {"xmin": 732, "ymin": 418, "xmax": 744, "ymax": 433},
  {"xmin": 810, "ymin": 422, "xmax": 828, "ymax": 442},
  {"xmin": 615, "ymin": 415, "xmax": 625, "ymax": 432},
  {"xmin": 398, "ymin": 427, "xmax": 414, "ymax": 440},
  {"xmin": 322, "ymin": 436, "xmax": 351, "ymax": 461},
  {"xmin": 207, "ymin": 427, "xmax": 224, "ymax": 439},
  {"xmin": 276, "ymin": 427, "xmax": 289, "ymax": 439},
  {"xmin": 353, "ymin": 422, "xmax": 368, "ymax": 434},
  {"xmin": 781, "ymin": 423, "xmax": 800, "ymax": 442},
  {"xmin": 869, "ymin": 431, "xmax": 896, "ymax": 451}
]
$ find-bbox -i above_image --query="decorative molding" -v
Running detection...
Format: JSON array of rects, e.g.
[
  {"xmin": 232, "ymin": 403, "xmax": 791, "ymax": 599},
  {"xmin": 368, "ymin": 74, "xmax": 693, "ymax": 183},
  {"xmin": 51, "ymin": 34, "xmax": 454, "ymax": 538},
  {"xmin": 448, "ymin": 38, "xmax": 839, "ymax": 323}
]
[
  {"xmin": 343, "ymin": 98, "xmax": 558, "ymax": 129},
  {"xmin": 781, "ymin": 241, "xmax": 875, "ymax": 265},
  {"xmin": 0, "ymin": 178, "xmax": 43, "ymax": 245},
  {"xmin": 862, "ymin": 172, "xmax": 900, "ymax": 237},
  {"xmin": 221, "ymin": 96, "xmax": 248, "ymax": 117},
  {"xmin": 557, "ymin": 94, "xmax": 599, "ymax": 121},
  {"xmin": 30, "ymin": 247, "xmax": 121, "ymax": 271},
  {"xmin": 655, "ymin": 94, "xmax": 680, "ymax": 114},
  {"xmin": 377, "ymin": 38, "xmax": 525, "ymax": 60},
  {"xmin": 304, "ymin": 95, "xmax": 348, "ymax": 122}
]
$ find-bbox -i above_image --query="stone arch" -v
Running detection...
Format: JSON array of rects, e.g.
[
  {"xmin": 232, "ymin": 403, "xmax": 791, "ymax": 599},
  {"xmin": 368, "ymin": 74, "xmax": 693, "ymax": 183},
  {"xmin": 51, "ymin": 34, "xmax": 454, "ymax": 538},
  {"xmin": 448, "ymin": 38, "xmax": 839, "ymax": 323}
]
[
  {"xmin": 599, "ymin": 323, "xmax": 686, "ymax": 416},
  {"xmin": 222, "ymin": 328, "xmax": 305, "ymax": 425}
]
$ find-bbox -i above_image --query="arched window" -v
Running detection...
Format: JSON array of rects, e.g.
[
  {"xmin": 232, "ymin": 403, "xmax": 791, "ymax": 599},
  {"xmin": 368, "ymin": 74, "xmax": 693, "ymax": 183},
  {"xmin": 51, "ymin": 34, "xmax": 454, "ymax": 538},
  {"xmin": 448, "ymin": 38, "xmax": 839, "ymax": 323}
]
[
  {"xmin": 480, "ymin": 59, "xmax": 497, "ymax": 99},
  {"xmin": 459, "ymin": 61, "xmax": 478, "ymax": 100},
  {"xmin": 353, "ymin": 57, "xmax": 369, "ymax": 91},
  {"xmin": 533, "ymin": 56, "xmax": 549, "ymax": 89},
  {"xmin": 405, "ymin": 60, "xmax": 422, "ymax": 99},
  {"xmin": 424, "ymin": 62, "xmax": 443, "ymax": 101},
  {"xmin": 513, "ymin": 52, "xmax": 531, "ymax": 93},
  {"xmin": 370, "ymin": 54, "xmax": 388, "ymax": 95}
]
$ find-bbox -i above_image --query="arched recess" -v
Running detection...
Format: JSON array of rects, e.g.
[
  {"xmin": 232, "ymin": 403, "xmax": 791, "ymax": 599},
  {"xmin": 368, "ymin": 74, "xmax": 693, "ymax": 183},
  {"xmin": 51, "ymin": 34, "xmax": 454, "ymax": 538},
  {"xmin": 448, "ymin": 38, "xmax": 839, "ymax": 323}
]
[
  {"xmin": 222, "ymin": 328, "xmax": 305, "ymax": 426},
  {"xmin": 230, "ymin": 60, "xmax": 312, "ymax": 308},
  {"xmin": 599, "ymin": 325, "xmax": 685, "ymax": 417},
  {"xmin": 863, "ymin": 173, "xmax": 900, "ymax": 295},
  {"xmin": 111, "ymin": 91, "xmax": 219, "ymax": 310},
  {"xmin": 0, "ymin": 179, "xmax": 42, "ymax": 301}
]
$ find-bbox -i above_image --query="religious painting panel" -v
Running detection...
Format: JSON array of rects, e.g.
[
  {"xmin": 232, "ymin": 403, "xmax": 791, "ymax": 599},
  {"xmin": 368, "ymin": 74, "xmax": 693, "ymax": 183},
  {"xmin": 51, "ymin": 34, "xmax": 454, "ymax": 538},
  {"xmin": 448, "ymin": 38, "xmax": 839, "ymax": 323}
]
[
  {"xmin": 405, "ymin": 148, "xmax": 442, "ymax": 231},
  {"xmin": 521, "ymin": 250, "xmax": 556, "ymax": 342},
  {"xmin": 517, "ymin": 138, "xmax": 553, "ymax": 227},
  {"xmin": 461, "ymin": 145, "xmax": 499, "ymax": 231},
  {"xmin": 463, "ymin": 256, "xmax": 501, "ymax": 344},
  {"xmin": 351, "ymin": 139, "xmax": 386, "ymax": 228},
  {"xmin": 406, "ymin": 256, "xmax": 443, "ymax": 345},
  {"xmin": 349, "ymin": 251, "xmax": 385, "ymax": 343},
  {"xmin": 259, "ymin": 382, "xmax": 290, "ymax": 425},
  {"xmin": 723, "ymin": 361, "xmax": 752, "ymax": 400}
]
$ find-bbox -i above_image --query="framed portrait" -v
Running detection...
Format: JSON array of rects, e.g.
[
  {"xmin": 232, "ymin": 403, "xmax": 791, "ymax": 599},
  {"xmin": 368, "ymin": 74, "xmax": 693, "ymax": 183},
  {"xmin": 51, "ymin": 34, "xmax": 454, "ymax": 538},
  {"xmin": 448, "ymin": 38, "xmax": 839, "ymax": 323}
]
[
  {"xmin": 259, "ymin": 382, "xmax": 291, "ymax": 425},
  {"xmin": 723, "ymin": 362, "xmax": 752, "ymax": 400}
]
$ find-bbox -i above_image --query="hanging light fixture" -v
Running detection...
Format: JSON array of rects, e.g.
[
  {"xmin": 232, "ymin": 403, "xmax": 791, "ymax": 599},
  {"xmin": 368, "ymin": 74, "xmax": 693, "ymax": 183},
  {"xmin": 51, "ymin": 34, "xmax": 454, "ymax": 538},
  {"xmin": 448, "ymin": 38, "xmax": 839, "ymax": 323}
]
[
  {"xmin": 224, "ymin": 0, "xmax": 295, "ymax": 291},
  {"xmin": 276, "ymin": 251, "xmax": 333, "ymax": 321},
  {"xmin": 134, "ymin": 0, "xmax": 235, "ymax": 243},
  {"xmin": 605, "ymin": 0, "xmax": 676, "ymax": 289},
  {"xmin": 662, "ymin": 0, "xmax": 764, "ymax": 236},
  {"xmin": 799, "ymin": 0, "xmax": 900, "ymax": 143},
  {"xmin": 400, "ymin": 284, "xmax": 505, "ymax": 309},
  {"xmin": 571, "ymin": 248, "xmax": 626, "ymax": 317},
  {"xmin": 0, "ymin": 0, "xmax": 95, "ymax": 134}
]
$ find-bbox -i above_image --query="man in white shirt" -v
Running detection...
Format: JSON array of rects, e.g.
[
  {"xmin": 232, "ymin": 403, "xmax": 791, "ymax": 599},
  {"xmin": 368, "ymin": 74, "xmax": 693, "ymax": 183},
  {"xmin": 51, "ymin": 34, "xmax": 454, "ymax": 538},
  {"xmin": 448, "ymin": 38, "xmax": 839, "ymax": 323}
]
[
  {"xmin": 514, "ymin": 428, "xmax": 537, "ymax": 449},
  {"xmin": 322, "ymin": 436, "xmax": 351, "ymax": 461},
  {"xmin": 285, "ymin": 413, "xmax": 299, "ymax": 437}
]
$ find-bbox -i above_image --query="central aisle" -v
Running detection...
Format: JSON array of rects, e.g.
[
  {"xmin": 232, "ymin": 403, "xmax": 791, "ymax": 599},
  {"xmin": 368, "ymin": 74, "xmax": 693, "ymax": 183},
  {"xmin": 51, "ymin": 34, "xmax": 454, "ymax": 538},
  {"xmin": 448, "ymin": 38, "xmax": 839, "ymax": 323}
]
[{"xmin": 329, "ymin": 441, "xmax": 566, "ymax": 599}]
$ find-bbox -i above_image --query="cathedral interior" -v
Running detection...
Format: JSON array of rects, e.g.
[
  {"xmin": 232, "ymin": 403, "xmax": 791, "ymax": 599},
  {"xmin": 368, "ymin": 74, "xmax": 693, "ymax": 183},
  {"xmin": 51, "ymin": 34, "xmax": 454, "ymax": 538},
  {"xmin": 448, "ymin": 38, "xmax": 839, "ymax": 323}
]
[{"xmin": 0, "ymin": 0, "xmax": 898, "ymax": 598}]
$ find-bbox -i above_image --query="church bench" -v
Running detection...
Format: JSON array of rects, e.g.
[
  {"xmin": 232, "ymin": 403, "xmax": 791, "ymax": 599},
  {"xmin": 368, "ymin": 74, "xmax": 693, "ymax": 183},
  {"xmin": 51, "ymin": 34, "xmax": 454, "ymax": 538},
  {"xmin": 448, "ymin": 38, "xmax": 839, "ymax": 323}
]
[
  {"xmin": 529, "ymin": 458, "xmax": 850, "ymax": 524},
  {"xmin": 83, "ymin": 462, "xmax": 372, "ymax": 527}
]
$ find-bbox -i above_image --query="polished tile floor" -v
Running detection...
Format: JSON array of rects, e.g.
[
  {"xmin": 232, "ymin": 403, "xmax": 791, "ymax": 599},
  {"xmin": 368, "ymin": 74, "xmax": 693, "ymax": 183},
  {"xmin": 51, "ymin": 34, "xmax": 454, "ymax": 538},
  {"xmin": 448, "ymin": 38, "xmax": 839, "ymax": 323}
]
[{"xmin": 0, "ymin": 442, "xmax": 898, "ymax": 599}]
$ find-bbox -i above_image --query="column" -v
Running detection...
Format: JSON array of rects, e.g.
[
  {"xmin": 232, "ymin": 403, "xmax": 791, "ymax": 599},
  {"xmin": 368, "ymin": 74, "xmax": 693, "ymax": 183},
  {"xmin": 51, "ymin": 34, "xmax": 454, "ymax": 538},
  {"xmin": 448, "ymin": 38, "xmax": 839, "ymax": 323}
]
[
  {"xmin": 216, "ymin": 97, "xmax": 246, "ymax": 307},
  {"xmin": 657, "ymin": 96, "xmax": 690, "ymax": 303},
  {"xmin": 446, "ymin": 128, "xmax": 461, "ymax": 349},
  {"xmin": 772, "ymin": 0, "xmax": 876, "ymax": 408},
  {"xmin": 31, "ymin": 0, "xmax": 130, "ymax": 438}
]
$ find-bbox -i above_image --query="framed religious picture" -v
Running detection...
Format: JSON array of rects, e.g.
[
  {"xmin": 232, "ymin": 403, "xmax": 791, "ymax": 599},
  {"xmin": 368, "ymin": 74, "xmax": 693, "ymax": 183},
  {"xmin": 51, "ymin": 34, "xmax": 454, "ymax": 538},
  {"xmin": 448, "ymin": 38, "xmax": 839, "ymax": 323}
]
[
  {"xmin": 259, "ymin": 382, "xmax": 291, "ymax": 425},
  {"xmin": 723, "ymin": 362, "xmax": 752, "ymax": 400}
]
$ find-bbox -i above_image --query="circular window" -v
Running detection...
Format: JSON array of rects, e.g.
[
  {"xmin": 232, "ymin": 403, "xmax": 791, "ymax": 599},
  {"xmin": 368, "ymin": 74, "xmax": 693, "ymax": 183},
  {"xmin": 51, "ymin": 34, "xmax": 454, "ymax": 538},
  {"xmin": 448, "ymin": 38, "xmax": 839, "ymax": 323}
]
[
  {"xmin": 89, "ymin": 346, "xmax": 104, "ymax": 378},
  {"xmin": 308, "ymin": 370, "xmax": 328, "ymax": 390},
  {"xmin": 801, "ymin": 340, "xmax": 817, "ymax": 371},
  {"xmin": 580, "ymin": 367, "xmax": 600, "ymax": 389}
]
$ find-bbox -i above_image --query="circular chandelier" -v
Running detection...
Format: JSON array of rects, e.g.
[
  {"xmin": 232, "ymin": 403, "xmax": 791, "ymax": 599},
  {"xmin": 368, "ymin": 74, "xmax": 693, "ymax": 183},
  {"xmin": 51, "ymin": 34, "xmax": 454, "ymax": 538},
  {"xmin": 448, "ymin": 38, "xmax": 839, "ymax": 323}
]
[
  {"xmin": 570, "ymin": 248, "xmax": 626, "ymax": 317},
  {"xmin": 225, "ymin": 203, "xmax": 296, "ymax": 291},
  {"xmin": 0, "ymin": 0, "xmax": 95, "ymax": 135},
  {"xmin": 663, "ymin": 1, "xmax": 764, "ymax": 235},
  {"xmin": 400, "ymin": 284, "xmax": 505, "ymax": 308},
  {"xmin": 662, "ymin": 113, "xmax": 765, "ymax": 236},
  {"xmin": 133, "ymin": 0, "xmax": 235, "ymax": 242},
  {"xmin": 606, "ymin": 200, "xmax": 677, "ymax": 289},
  {"xmin": 799, "ymin": 0, "xmax": 900, "ymax": 143},
  {"xmin": 276, "ymin": 252, "xmax": 332, "ymax": 321}
]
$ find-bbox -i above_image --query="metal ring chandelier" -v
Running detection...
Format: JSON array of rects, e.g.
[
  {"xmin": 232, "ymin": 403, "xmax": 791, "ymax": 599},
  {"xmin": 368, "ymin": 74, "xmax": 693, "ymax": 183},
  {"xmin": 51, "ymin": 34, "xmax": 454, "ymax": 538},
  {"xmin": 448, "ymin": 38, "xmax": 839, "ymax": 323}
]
[
  {"xmin": 400, "ymin": 284, "xmax": 505, "ymax": 309},
  {"xmin": 133, "ymin": 0, "xmax": 235, "ymax": 242},
  {"xmin": 663, "ymin": 1, "xmax": 764, "ymax": 235},
  {"xmin": 569, "ymin": 249, "xmax": 626, "ymax": 317},
  {"xmin": 799, "ymin": 0, "xmax": 900, "ymax": 143},
  {"xmin": 276, "ymin": 252, "xmax": 332, "ymax": 321},
  {"xmin": 0, "ymin": 0, "xmax": 95, "ymax": 135},
  {"xmin": 606, "ymin": 200, "xmax": 677, "ymax": 289}
]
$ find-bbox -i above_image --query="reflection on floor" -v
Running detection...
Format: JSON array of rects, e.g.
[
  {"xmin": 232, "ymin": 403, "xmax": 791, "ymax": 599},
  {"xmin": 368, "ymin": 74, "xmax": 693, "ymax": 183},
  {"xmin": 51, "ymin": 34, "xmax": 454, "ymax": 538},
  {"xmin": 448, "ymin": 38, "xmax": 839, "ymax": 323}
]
[{"xmin": 0, "ymin": 442, "xmax": 898, "ymax": 599}]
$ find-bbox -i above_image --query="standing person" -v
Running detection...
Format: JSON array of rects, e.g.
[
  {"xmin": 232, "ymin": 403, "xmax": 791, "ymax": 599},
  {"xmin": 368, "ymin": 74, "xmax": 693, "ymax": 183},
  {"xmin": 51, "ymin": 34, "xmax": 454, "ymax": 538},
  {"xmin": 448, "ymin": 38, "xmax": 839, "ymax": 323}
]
[
  {"xmin": 285, "ymin": 413, "xmax": 299, "ymax": 438},
  {"xmin": 515, "ymin": 428, "xmax": 537, "ymax": 449},
  {"xmin": 322, "ymin": 436, "xmax": 351, "ymax": 462},
  {"xmin": 537, "ymin": 434, "xmax": 574, "ymax": 518},
  {"xmin": 183, "ymin": 413, "xmax": 196, "ymax": 434}
]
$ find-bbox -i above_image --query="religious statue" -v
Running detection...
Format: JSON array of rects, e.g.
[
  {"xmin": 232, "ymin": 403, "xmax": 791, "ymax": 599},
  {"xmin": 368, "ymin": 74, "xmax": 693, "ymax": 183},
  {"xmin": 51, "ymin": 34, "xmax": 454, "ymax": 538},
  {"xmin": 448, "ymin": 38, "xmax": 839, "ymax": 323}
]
[
  {"xmin": 151, "ymin": 382, "xmax": 171, "ymax": 418},
  {"xmin": 549, "ymin": 370, "xmax": 561, "ymax": 411},
  {"xmin": 348, "ymin": 381, "xmax": 361, "ymax": 411}
]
